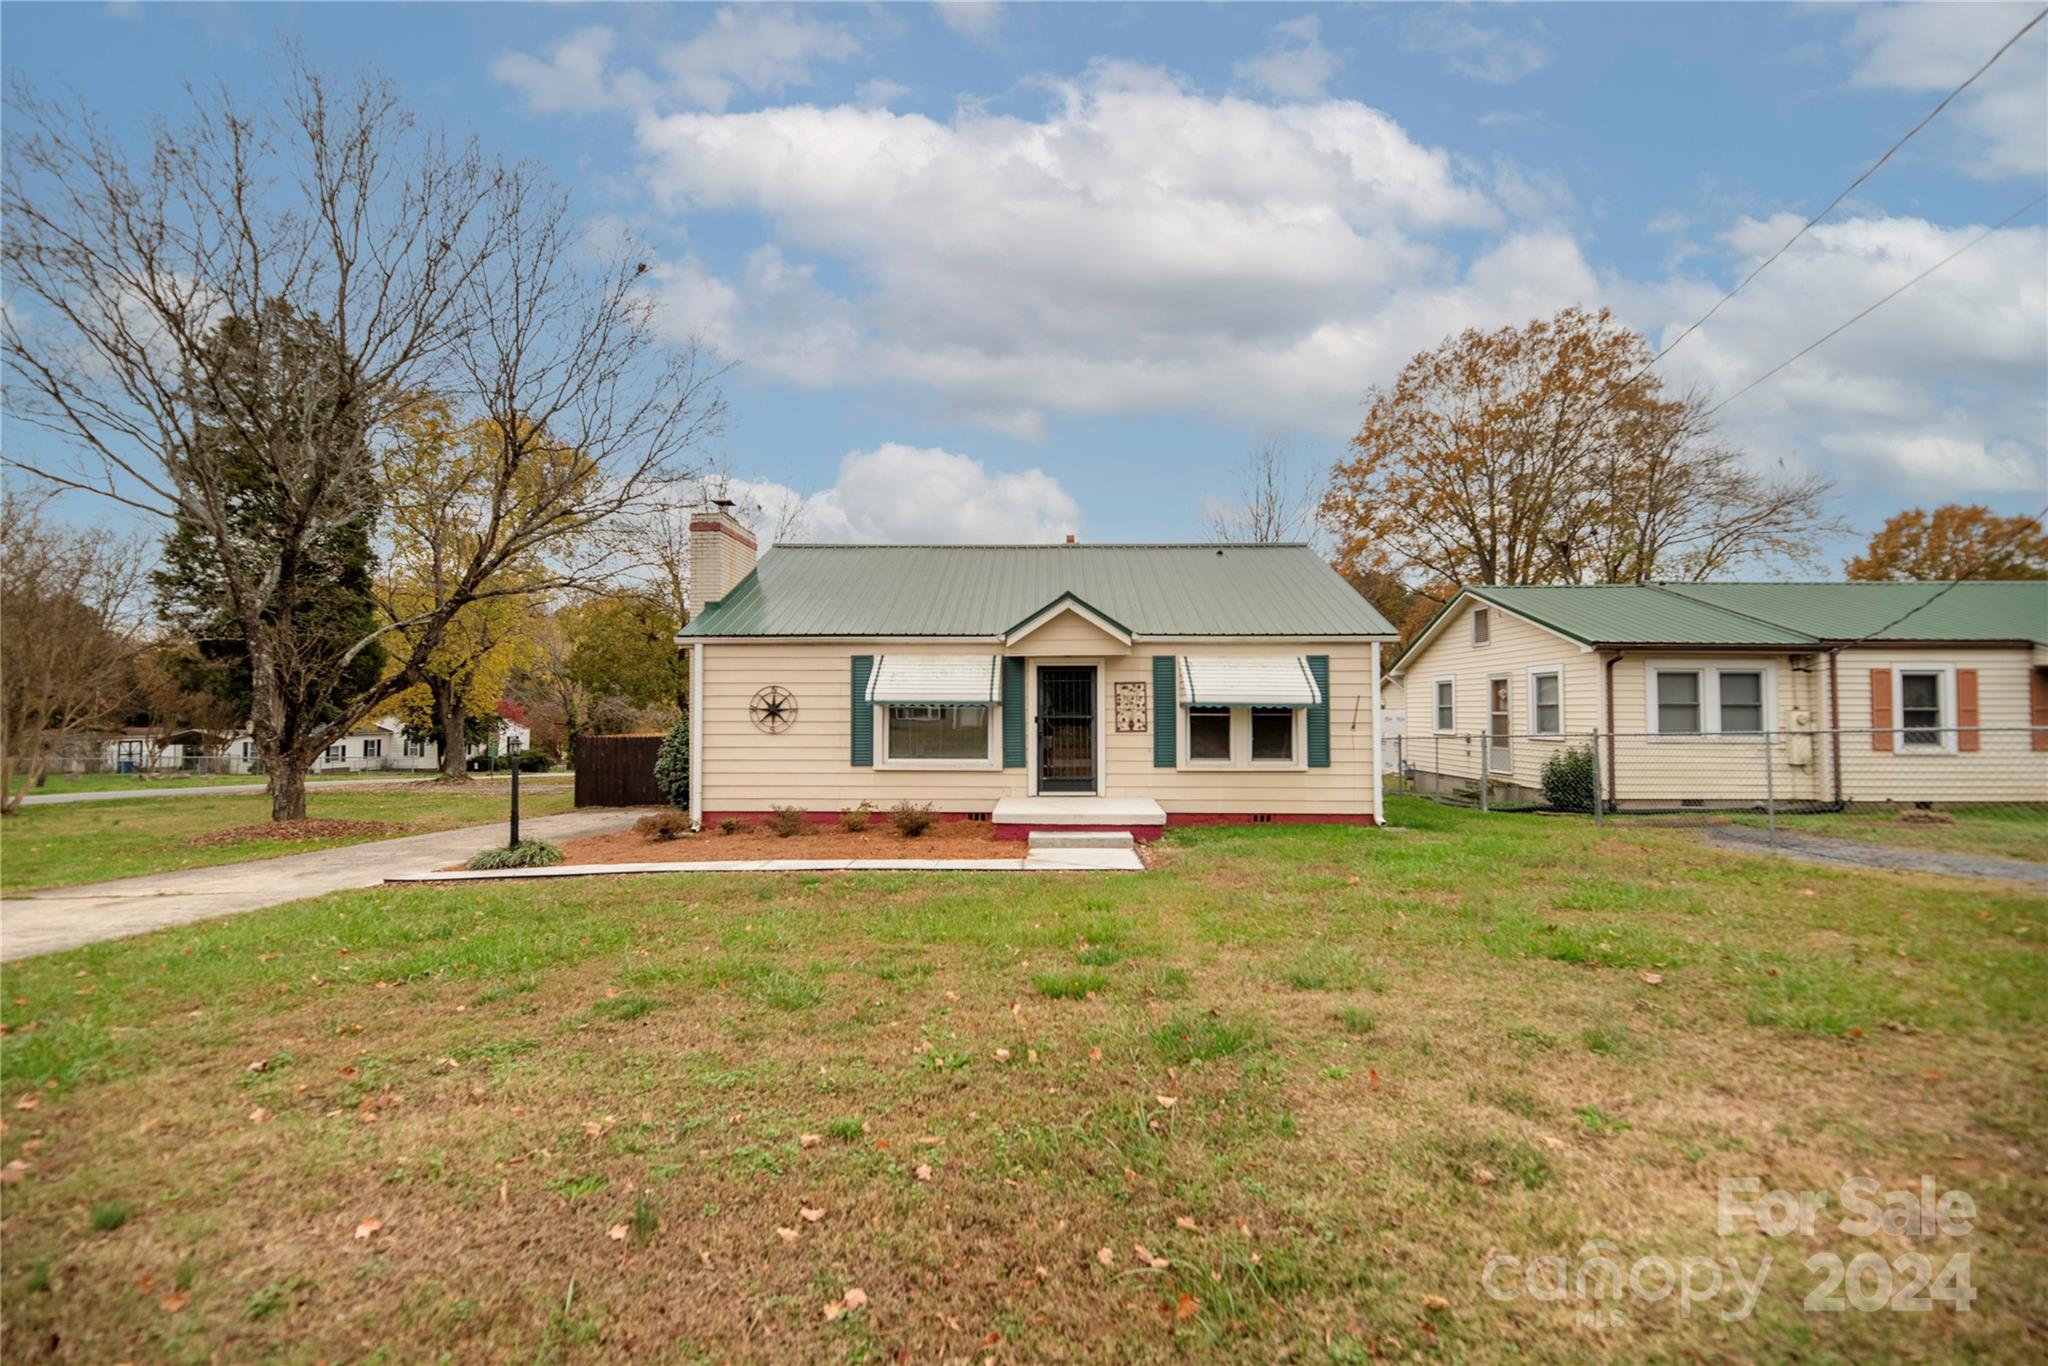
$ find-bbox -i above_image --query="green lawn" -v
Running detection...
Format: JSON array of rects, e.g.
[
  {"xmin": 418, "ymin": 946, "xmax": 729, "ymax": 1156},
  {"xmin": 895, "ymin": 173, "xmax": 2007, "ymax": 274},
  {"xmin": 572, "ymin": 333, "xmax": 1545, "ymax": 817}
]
[
  {"xmin": 1, "ymin": 798, "xmax": 2041, "ymax": 1361},
  {"xmin": 0, "ymin": 785, "xmax": 575, "ymax": 893},
  {"xmin": 10, "ymin": 769, "xmax": 570, "ymax": 796}
]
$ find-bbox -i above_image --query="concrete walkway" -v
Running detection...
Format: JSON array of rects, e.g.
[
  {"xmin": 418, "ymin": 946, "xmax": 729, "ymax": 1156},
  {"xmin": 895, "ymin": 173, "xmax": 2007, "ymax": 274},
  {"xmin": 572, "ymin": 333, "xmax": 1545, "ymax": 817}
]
[
  {"xmin": 0, "ymin": 808, "xmax": 637, "ymax": 962},
  {"xmin": 1704, "ymin": 825, "xmax": 2048, "ymax": 888},
  {"xmin": 16, "ymin": 774, "xmax": 573, "ymax": 806},
  {"xmin": 387, "ymin": 846, "xmax": 1146, "ymax": 882}
]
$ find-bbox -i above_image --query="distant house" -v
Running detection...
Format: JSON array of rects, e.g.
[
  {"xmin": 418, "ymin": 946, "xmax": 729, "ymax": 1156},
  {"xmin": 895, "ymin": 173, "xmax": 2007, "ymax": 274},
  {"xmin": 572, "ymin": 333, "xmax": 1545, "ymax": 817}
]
[
  {"xmin": 1385, "ymin": 581, "xmax": 2048, "ymax": 809},
  {"xmin": 82, "ymin": 704, "xmax": 531, "ymax": 777},
  {"xmin": 675, "ymin": 505, "xmax": 1398, "ymax": 838}
]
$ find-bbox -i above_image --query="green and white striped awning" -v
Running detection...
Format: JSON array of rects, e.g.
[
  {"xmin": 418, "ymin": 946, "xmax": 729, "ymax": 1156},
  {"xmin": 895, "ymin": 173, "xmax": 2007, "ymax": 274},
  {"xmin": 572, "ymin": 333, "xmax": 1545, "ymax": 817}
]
[
  {"xmin": 865, "ymin": 654, "xmax": 1003, "ymax": 705},
  {"xmin": 1177, "ymin": 655, "xmax": 1322, "ymax": 707}
]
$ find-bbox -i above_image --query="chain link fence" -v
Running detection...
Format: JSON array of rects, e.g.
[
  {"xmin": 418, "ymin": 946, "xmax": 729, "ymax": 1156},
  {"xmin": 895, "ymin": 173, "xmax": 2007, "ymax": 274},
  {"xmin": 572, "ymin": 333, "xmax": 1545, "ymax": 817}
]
[{"xmin": 1390, "ymin": 726, "xmax": 2048, "ymax": 861}]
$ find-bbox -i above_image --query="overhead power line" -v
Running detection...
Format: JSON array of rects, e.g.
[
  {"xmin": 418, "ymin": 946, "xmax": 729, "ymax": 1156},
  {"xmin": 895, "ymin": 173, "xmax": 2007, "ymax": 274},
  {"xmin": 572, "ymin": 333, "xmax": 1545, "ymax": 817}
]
[
  {"xmin": 1646, "ymin": 5, "xmax": 2048, "ymax": 375},
  {"xmin": 1706, "ymin": 190, "xmax": 2048, "ymax": 416}
]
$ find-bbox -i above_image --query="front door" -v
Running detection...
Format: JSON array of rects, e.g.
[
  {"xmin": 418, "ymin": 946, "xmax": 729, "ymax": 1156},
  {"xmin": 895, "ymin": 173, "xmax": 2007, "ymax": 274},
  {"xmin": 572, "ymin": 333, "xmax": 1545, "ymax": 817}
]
[
  {"xmin": 1488, "ymin": 676, "xmax": 1512, "ymax": 772},
  {"xmin": 1037, "ymin": 665, "xmax": 1096, "ymax": 794}
]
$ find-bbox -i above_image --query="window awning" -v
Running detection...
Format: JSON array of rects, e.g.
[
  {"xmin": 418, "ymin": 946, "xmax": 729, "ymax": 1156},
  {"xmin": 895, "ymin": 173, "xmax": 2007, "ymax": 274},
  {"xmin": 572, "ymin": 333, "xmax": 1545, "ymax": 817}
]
[
  {"xmin": 865, "ymin": 654, "xmax": 1002, "ymax": 705},
  {"xmin": 1178, "ymin": 656, "xmax": 1323, "ymax": 707}
]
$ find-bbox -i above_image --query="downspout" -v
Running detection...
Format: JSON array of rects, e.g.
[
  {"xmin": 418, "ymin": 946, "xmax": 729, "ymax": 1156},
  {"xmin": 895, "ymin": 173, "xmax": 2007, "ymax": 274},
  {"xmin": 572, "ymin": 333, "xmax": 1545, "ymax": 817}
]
[
  {"xmin": 689, "ymin": 641, "xmax": 704, "ymax": 831},
  {"xmin": 1826, "ymin": 646, "xmax": 1843, "ymax": 810},
  {"xmin": 1369, "ymin": 642, "xmax": 1385, "ymax": 827},
  {"xmin": 1603, "ymin": 650, "xmax": 1621, "ymax": 812}
]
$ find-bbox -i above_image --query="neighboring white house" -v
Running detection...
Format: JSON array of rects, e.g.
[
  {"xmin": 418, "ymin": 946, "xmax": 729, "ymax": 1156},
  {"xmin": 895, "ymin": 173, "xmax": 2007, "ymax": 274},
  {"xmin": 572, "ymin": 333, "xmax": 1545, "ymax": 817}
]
[
  {"xmin": 1386, "ymin": 581, "xmax": 2048, "ymax": 809},
  {"xmin": 87, "ymin": 707, "xmax": 532, "ymax": 776}
]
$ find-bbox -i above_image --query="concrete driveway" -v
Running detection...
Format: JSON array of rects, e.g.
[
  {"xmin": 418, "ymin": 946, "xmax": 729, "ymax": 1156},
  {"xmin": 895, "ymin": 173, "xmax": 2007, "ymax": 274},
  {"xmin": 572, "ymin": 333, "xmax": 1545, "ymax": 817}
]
[
  {"xmin": 0, "ymin": 808, "xmax": 639, "ymax": 961},
  {"xmin": 15, "ymin": 774, "xmax": 573, "ymax": 806}
]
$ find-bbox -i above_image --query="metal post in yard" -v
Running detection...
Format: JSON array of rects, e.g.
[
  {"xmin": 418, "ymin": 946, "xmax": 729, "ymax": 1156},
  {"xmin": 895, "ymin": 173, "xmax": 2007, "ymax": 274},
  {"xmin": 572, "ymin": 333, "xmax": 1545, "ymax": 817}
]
[
  {"xmin": 509, "ymin": 754, "xmax": 521, "ymax": 849},
  {"xmin": 1763, "ymin": 729, "xmax": 1776, "ymax": 848},
  {"xmin": 1480, "ymin": 733, "xmax": 1490, "ymax": 813},
  {"xmin": 1590, "ymin": 728, "xmax": 1604, "ymax": 824}
]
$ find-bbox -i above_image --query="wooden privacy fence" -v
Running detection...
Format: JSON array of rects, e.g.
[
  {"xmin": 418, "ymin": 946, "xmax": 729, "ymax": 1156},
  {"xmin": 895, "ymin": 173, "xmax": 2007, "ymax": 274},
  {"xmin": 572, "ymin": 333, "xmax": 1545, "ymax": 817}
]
[{"xmin": 573, "ymin": 733, "xmax": 667, "ymax": 807}]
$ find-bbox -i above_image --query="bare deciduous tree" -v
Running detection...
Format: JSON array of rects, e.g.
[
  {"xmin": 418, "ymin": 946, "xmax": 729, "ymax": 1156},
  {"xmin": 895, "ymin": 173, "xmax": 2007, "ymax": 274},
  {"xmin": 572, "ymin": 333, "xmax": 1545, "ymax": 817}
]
[
  {"xmin": 1205, "ymin": 439, "xmax": 1317, "ymax": 544},
  {"xmin": 0, "ymin": 494, "xmax": 148, "ymax": 813},
  {"xmin": 3, "ymin": 52, "xmax": 724, "ymax": 819}
]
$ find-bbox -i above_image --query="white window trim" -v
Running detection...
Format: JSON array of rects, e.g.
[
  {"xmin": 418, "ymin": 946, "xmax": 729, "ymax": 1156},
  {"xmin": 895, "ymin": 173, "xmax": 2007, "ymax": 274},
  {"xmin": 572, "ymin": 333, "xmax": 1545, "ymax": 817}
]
[
  {"xmin": 875, "ymin": 702, "xmax": 1001, "ymax": 771},
  {"xmin": 1525, "ymin": 666, "xmax": 1565, "ymax": 741},
  {"xmin": 1891, "ymin": 663, "xmax": 1958, "ymax": 755},
  {"xmin": 1643, "ymin": 661, "xmax": 1778, "ymax": 740},
  {"xmin": 1471, "ymin": 606, "xmax": 1491, "ymax": 646},
  {"xmin": 1175, "ymin": 704, "xmax": 1309, "ymax": 773},
  {"xmin": 1432, "ymin": 676, "xmax": 1457, "ymax": 734}
]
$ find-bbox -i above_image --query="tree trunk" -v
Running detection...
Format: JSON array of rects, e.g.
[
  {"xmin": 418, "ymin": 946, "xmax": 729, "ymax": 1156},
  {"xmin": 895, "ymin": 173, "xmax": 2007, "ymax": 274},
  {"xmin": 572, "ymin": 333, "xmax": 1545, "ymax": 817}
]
[
  {"xmin": 269, "ymin": 761, "xmax": 308, "ymax": 822},
  {"xmin": 434, "ymin": 677, "xmax": 471, "ymax": 782}
]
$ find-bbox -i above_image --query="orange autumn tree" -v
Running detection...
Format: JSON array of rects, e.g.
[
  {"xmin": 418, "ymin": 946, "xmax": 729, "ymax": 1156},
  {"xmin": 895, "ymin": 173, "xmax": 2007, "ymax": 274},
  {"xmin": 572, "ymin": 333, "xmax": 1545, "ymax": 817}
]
[
  {"xmin": 1844, "ymin": 504, "xmax": 2048, "ymax": 582},
  {"xmin": 1320, "ymin": 307, "xmax": 1836, "ymax": 590}
]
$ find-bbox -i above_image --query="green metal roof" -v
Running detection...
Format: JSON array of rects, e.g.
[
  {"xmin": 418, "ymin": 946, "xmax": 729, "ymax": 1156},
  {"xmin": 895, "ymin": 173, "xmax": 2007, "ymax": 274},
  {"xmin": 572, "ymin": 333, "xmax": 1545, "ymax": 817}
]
[
  {"xmin": 680, "ymin": 544, "xmax": 1397, "ymax": 639},
  {"xmin": 1459, "ymin": 580, "xmax": 2048, "ymax": 649}
]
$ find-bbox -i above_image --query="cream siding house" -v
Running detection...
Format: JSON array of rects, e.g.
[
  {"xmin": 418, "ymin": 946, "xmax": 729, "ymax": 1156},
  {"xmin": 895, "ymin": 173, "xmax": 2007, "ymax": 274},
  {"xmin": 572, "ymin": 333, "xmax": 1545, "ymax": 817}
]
[
  {"xmin": 1387, "ymin": 582, "xmax": 2048, "ymax": 809},
  {"xmin": 677, "ymin": 507, "xmax": 1397, "ymax": 838}
]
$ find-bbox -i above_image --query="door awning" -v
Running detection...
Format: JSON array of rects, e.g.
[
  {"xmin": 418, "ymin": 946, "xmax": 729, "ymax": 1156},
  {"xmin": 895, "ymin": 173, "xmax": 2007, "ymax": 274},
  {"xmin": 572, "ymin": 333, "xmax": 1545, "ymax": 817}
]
[
  {"xmin": 1177, "ymin": 656, "xmax": 1323, "ymax": 707},
  {"xmin": 865, "ymin": 654, "xmax": 1003, "ymax": 705}
]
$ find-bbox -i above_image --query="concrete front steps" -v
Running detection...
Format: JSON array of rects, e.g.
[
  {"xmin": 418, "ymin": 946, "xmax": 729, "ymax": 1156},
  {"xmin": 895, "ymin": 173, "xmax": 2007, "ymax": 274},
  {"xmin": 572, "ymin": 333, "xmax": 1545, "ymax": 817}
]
[
  {"xmin": 991, "ymin": 796, "xmax": 1165, "ymax": 843},
  {"xmin": 1024, "ymin": 828, "xmax": 1142, "ymax": 870}
]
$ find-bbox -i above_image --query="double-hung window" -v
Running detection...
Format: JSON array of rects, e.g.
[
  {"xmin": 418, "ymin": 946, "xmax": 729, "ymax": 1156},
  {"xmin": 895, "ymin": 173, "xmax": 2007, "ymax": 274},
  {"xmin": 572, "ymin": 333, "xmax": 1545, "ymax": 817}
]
[
  {"xmin": 1897, "ymin": 669, "xmax": 1948, "ymax": 750},
  {"xmin": 1250, "ymin": 708, "xmax": 1294, "ymax": 762},
  {"xmin": 885, "ymin": 705, "xmax": 991, "ymax": 762},
  {"xmin": 1651, "ymin": 665, "xmax": 1773, "ymax": 737},
  {"xmin": 361, "ymin": 738, "xmax": 382, "ymax": 759},
  {"xmin": 1471, "ymin": 607, "xmax": 1490, "ymax": 645},
  {"xmin": 1528, "ymin": 668, "xmax": 1563, "ymax": 738},
  {"xmin": 404, "ymin": 737, "xmax": 427, "ymax": 758},
  {"xmin": 324, "ymin": 744, "xmax": 346, "ymax": 763},
  {"xmin": 1433, "ymin": 678, "xmax": 1455, "ymax": 733},
  {"xmin": 1655, "ymin": 671, "xmax": 1702, "ymax": 735},
  {"xmin": 1187, "ymin": 706, "xmax": 1232, "ymax": 762}
]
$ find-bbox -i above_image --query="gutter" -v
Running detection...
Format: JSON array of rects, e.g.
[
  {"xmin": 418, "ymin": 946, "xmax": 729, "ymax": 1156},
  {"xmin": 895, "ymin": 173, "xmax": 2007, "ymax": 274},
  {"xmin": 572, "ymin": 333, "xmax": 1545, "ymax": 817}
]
[
  {"xmin": 1827, "ymin": 646, "xmax": 1843, "ymax": 808},
  {"xmin": 1603, "ymin": 650, "xmax": 1621, "ymax": 812}
]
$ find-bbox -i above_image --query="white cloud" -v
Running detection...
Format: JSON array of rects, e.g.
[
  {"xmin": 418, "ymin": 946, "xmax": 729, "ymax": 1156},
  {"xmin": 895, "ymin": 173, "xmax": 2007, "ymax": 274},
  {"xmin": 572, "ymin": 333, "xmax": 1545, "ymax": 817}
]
[
  {"xmin": 733, "ymin": 444, "xmax": 1080, "ymax": 545},
  {"xmin": 1234, "ymin": 15, "xmax": 1340, "ymax": 102},
  {"xmin": 490, "ymin": 8, "xmax": 860, "ymax": 116},
  {"xmin": 935, "ymin": 2, "xmax": 1003, "ymax": 46},
  {"xmin": 1403, "ymin": 10, "xmax": 1551, "ymax": 85},
  {"xmin": 856, "ymin": 78, "xmax": 912, "ymax": 108},
  {"xmin": 1844, "ymin": 2, "xmax": 2047, "ymax": 179}
]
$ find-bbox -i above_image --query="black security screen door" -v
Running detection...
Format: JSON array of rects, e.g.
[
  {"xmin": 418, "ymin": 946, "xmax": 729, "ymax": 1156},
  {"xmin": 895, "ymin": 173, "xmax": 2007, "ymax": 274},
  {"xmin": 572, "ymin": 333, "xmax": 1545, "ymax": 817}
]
[{"xmin": 1037, "ymin": 666, "xmax": 1096, "ymax": 793}]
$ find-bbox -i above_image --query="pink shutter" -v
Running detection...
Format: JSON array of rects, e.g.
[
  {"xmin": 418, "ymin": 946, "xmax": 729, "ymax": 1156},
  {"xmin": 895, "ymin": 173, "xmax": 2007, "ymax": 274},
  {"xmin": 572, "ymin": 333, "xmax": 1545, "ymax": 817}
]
[
  {"xmin": 1956, "ymin": 669, "xmax": 1980, "ymax": 753},
  {"xmin": 1869, "ymin": 669, "xmax": 1893, "ymax": 752}
]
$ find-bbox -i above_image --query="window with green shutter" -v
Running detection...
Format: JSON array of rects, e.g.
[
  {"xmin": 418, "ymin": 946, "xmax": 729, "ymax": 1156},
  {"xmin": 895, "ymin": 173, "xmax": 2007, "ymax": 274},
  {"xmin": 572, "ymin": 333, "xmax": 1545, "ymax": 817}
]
[
  {"xmin": 850, "ymin": 656, "xmax": 873, "ymax": 767},
  {"xmin": 1306, "ymin": 655, "xmax": 1330, "ymax": 767},
  {"xmin": 1152, "ymin": 655, "xmax": 1176, "ymax": 767},
  {"xmin": 1001, "ymin": 657, "xmax": 1026, "ymax": 767}
]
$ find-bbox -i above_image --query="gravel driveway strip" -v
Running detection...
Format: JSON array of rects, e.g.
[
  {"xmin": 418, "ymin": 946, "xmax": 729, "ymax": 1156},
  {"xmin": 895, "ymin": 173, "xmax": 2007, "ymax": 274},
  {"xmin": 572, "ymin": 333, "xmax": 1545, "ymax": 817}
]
[
  {"xmin": 0, "ymin": 808, "xmax": 640, "ymax": 961},
  {"xmin": 1703, "ymin": 825, "xmax": 2048, "ymax": 888}
]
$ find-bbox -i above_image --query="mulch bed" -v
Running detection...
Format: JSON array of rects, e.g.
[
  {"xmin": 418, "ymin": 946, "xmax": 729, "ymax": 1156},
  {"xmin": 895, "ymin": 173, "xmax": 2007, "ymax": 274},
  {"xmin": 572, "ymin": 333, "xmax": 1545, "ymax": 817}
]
[
  {"xmin": 194, "ymin": 819, "xmax": 416, "ymax": 847},
  {"xmin": 554, "ymin": 820, "xmax": 1005, "ymax": 865}
]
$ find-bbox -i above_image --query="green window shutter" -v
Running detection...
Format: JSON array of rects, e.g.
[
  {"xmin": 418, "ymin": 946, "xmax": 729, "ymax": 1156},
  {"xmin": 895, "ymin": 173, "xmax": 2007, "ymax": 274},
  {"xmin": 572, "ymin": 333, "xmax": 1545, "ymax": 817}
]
[
  {"xmin": 1153, "ymin": 655, "xmax": 1176, "ymax": 767},
  {"xmin": 1307, "ymin": 654, "xmax": 1331, "ymax": 768},
  {"xmin": 1002, "ymin": 657, "xmax": 1026, "ymax": 767},
  {"xmin": 850, "ymin": 655, "xmax": 874, "ymax": 767}
]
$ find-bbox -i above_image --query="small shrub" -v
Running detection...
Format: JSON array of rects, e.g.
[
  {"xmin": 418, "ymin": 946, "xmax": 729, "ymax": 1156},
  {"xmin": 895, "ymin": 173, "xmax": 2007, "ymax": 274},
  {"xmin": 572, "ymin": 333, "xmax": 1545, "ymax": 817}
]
[
  {"xmin": 515, "ymin": 751, "xmax": 553, "ymax": 773},
  {"xmin": 823, "ymin": 1117, "xmax": 866, "ymax": 1142},
  {"xmin": 890, "ymin": 801, "xmax": 937, "ymax": 837},
  {"xmin": 719, "ymin": 817, "xmax": 746, "ymax": 835},
  {"xmin": 90, "ymin": 1201, "xmax": 130, "ymax": 1232},
  {"xmin": 1541, "ymin": 744, "xmax": 1597, "ymax": 814},
  {"xmin": 636, "ymin": 811, "xmax": 690, "ymax": 842},
  {"xmin": 767, "ymin": 805, "xmax": 808, "ymax": 838},
  {"xmin": 653, "ymin": 717, "xmax": 690, "ymax": 811},
  {"xmin": 467, "ymin": 840, "xmax": 566, "ymax": 871},
  {"xmin": 839, "ymin": 802, "xmax": 873, "ymax": 833},
  {"xmin": 1032, "ymin": 969, "xmax": 1107, "ymax": 1000}
]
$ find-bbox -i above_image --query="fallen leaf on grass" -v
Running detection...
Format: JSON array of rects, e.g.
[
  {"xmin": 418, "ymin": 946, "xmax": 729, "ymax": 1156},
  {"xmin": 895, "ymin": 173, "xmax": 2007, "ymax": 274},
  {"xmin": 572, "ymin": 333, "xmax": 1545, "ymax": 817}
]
[
  {"xmin": 800, "ymin": 1207, "xmax": 824, "ymax": 1223},
  {"xmin": 1088, "ymin": 1047, "xmax": 1103, "ymax": 1063},
  {"xmin": 248, "ymin": 1107, "xmax": 271, "ymax": 1124},
  {"xmin": 1638, "ymin": 971, "xmax": 1663, "ymax": 986},
  {"xmin": 799, "ymin": 1133, "xmax": 822, "ymax": 1149},
  {"xmin": 353, "ymin": 1217, "xmax": 382, "ymax": 1240},
  {"xmin": 245, "ymin": 1059, "xmax": 268, "ymax": 1074},
  {"xmin": 13, "ymin": 1094, "xmax": 38, "ymax": 1111},
  {"xmin": 608, "ymin": 1224, "xmax": 629, "ymax": 1241},
  {"xmin": 824, "ymin": 1286, "xmax": 870, "ymax": 1319},
  {"xmin": 1, "ymin": 1160, "xmax": 30, "ymax": 1184},
  {"xmin": 1538, "ymin": 1135, "xmax": 1566, "ymax": 1151},
  {"xmin": 1422, "ymin": 1294, "xmax": 1450, "ymax": 1312},
  {"xmin": 914, "ymin": 1163, "xmax": 933, "ymax": 1182},
  {"xmin": 1155, "ymin": 1095, "xmax": 1177, "ymax": 1108},
  {"xmin": 1473, "ymin": 1168, "xmax": 1496, "ymax": 1187},
  {"xmin": 159, "ymin": 1293, "xmax": 188, "ymax": 1313},
  {"xmin": 993, "ymin": 1048, "xmax": 1011, "ymax": 1063},
  {"xmin": 1134, "ymin": 1243, "xmax": 1169, "ymax": 1269},
  {"xmin": 1175, "ymin": 1293, "xmax": 1201, "ymax": 1319},
  {"xmin": 1175, "ymin": 1216, "xmax": 1199, "ymax": 1231},
  {"xmin": 776, "ymin": 1227, "xmax": 800, "ymax": 1243}
]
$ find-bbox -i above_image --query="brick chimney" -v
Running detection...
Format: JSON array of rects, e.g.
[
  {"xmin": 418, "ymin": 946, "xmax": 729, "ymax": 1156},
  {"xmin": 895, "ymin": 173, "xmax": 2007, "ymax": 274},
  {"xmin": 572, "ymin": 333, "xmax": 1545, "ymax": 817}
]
[{"xmin": 685, "ymin": 499, "xmax": 758, "ymax": 619}]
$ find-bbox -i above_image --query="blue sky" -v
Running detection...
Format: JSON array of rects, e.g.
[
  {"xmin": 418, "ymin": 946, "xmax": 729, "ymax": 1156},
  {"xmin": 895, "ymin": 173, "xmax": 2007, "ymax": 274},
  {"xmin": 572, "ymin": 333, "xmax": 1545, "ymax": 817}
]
[{"xmin": 6, "ymin": 2, "xmax": 2045, "ymax": 567}]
